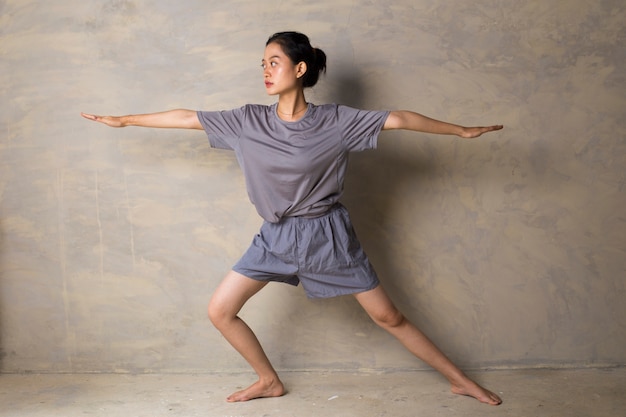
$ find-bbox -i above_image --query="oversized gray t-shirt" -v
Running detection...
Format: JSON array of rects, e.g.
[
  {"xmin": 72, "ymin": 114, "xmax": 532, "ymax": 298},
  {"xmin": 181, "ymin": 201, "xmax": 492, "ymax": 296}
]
[{"xmin": 197, "ymin": 103, "xmax": 389, "ymax": 223}]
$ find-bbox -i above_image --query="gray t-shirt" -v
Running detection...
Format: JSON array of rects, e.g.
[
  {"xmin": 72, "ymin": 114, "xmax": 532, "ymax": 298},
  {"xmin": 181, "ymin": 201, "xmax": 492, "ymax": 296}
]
[{"xmin": 197, "ymin": 103, "xmax": 389, "ymax": 223}]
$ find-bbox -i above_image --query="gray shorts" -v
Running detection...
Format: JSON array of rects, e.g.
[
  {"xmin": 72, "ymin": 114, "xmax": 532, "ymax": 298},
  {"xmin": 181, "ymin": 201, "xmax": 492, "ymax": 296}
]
[{"xmin": 233, "ymin": 204, "xmax": 380, "ymax": 298}]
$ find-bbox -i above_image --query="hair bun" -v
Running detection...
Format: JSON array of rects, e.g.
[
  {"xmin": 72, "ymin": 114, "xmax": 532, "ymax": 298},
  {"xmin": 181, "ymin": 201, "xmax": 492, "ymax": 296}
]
[
  {"xmin": 313, "ymin": 48, "xmax": 327, "ymax": 74},
  {"xmin": 266, "ymin": 32, "xmax": 327, "ymax": 88}
]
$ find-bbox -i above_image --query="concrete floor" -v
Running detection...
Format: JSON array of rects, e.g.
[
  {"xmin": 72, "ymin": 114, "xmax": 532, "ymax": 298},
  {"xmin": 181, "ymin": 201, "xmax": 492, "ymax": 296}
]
[{"xmin": 0, "ymin": 368, "xmax": 624, "ymax": 417}]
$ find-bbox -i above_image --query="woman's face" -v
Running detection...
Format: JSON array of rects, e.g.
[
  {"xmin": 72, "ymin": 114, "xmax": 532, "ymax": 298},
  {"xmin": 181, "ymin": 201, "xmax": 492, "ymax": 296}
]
[{"xmin": 262, "ymin": 42, "xmax": 304, "ymax": 96}]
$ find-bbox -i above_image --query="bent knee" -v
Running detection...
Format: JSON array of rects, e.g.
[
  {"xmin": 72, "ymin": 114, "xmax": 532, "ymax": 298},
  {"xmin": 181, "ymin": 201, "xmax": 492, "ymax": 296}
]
[
  {"xmin": 207, "ymin": 299, "xmax": 234, "ymax": 327},
  {"xmin": 371, "ymin": 309, "xmax": 406, "ymax": 329}
]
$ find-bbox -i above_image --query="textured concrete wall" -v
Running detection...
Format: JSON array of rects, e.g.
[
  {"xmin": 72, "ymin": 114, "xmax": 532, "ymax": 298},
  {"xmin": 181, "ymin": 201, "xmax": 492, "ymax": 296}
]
[{"xmin": 1, "ymin": 0, "xmax": 624, "ymax": 373}]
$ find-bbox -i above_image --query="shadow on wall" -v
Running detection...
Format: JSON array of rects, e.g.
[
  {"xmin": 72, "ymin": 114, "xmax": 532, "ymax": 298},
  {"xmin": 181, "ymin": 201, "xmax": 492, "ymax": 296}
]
[
  {"xmin": 330, "ymin": 66, "xmax": 436, "ymax": 309},
  {"xmin": 322, "ymin": 64, "xmax": 537, "ymax": 357}
]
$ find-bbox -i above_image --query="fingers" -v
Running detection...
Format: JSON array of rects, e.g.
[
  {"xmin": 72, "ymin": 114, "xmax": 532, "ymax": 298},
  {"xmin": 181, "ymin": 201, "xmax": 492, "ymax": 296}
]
[
  {"xmin": 80, "ymin": 113, "xmax": 123, "ymax": 127},
  {"xmin": 462, "ymin": 125, "xmax": 504, "ymax": 138},
  {"xmin": 81, "ymin": 112, "xmax": 98, "ymax": 121},
  {"xmin": 480, "ymin": 125, "xmax": 503, "ymax": 134}
]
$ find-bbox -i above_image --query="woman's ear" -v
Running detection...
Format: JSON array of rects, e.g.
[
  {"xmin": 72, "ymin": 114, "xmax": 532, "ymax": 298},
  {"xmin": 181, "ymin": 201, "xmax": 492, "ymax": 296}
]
[{"xmin": 296, "ymin": 61, "xmax": 307, "ymax": 79}]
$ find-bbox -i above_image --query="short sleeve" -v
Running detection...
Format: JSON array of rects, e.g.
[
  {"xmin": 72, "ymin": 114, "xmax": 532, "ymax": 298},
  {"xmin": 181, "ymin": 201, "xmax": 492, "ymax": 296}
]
[
  {"xmin": 336, "ymin": 105, "xmax": 390, "ymax": 152},
  {"xmin": 197, "ymin": 106, "xmax": 246, "ymax": 150}
]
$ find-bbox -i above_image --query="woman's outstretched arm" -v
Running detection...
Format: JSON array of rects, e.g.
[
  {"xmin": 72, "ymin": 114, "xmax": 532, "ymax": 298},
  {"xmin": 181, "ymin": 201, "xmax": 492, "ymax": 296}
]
[
  {"xmin": 81, "ymin": 109, "xmax": 203, "ymax": 130},
  {"xmin": 383, "ymin": 110, "xmax": 503, "ymax": 138}
]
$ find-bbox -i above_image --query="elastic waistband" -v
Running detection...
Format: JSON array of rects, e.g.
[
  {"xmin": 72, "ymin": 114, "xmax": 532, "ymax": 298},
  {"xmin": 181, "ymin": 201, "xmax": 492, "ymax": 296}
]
[{"xmin": 276, "ymin": 203, "xmax": 344, "ymax": 224}]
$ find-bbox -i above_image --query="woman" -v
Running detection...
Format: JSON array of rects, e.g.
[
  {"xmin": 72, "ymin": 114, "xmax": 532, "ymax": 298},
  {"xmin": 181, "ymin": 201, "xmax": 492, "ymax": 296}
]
[{"xmin": 82, "ymin": 31, "xmax": 503, "ymax": 406}]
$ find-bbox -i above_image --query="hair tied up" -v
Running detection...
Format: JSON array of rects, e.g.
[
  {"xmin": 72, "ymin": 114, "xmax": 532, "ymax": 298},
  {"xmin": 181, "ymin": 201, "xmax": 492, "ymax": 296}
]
[{"xmin": 267, "ymin": 32, "xmax": 327, "ymax": 88}]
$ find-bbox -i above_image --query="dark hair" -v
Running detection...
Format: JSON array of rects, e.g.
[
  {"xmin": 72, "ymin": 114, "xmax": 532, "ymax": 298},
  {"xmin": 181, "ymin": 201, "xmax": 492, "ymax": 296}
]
[{"xmin": 266, "ymin": 31, "xmax": 327, "ymax": 88}]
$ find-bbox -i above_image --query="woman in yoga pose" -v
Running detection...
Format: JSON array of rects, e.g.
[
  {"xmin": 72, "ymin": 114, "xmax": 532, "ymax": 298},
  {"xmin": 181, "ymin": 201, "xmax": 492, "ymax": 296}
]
[{"xmin": 82, "ymin": 31, "xmax": 503, "ymax": 406}]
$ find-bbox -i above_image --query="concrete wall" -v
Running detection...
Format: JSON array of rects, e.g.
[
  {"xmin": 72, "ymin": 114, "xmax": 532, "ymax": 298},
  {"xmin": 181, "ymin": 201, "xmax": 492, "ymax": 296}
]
[{"xmin": 1, "ymin": 0, "xmax": 624, "ymax": 373}]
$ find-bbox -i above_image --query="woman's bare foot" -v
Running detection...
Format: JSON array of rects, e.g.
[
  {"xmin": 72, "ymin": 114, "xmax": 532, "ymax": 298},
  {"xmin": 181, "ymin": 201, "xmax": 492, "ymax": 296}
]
[
  {"xmin": 226, "ymin": 378, "xmax": 286, "ymax": 402},
  {"xmin": 451, "ymin": 379, "xmax": 502, "ymax": 405}
]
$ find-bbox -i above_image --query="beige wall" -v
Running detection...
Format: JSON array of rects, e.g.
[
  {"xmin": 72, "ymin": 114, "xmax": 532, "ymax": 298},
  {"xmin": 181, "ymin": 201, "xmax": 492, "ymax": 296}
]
[{"xmin": 1, "ymin": 0, "xmax": 624, "ymax": 373}]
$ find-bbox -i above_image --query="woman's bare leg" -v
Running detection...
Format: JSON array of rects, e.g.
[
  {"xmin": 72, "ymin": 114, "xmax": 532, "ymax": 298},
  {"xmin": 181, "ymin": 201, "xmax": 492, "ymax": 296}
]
[
  {"xmin": 353, "ymin": 285, "xmax": 502, "ymax": 405},
  {"xmin": 208, "ymin": 270, "xmax": 285, "ymax": 402}
]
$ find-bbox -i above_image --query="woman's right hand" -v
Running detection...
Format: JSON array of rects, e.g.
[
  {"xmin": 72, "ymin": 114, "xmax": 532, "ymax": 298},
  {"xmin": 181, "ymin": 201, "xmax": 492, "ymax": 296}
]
[
  {"xmin": 80, "ymin": 110, "xmax": 202, "ymax": 130},
  {"xmin": 81, "ymin": 113, "xmax": 125, "ymax": 127}
]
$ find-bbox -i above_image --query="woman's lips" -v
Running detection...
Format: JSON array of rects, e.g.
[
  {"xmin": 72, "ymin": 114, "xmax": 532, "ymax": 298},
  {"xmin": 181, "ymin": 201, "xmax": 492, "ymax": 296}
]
[{"xmin": 265, "ymin": 81, "xmax": 273, "ymax": 88}]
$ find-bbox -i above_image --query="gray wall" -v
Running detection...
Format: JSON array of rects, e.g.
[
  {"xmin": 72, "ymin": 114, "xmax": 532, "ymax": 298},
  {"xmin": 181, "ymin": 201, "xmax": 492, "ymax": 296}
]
[{"xmin": 1, "ymin": 0, "xmax": 624, "ymax": 373}]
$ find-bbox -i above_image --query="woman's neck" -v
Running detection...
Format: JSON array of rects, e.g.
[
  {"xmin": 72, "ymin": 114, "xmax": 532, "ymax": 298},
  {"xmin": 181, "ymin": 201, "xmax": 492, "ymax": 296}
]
[{"xmin": 276, "ymin": 91, "xmax": 308, "ymax": 122}]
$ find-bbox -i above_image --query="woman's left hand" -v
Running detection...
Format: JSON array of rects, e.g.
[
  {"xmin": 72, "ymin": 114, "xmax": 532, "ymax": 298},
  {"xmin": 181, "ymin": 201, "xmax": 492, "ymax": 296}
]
[{"xmin": 460, "ymin": 125, "xmax": 504, "ymax": 138}]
